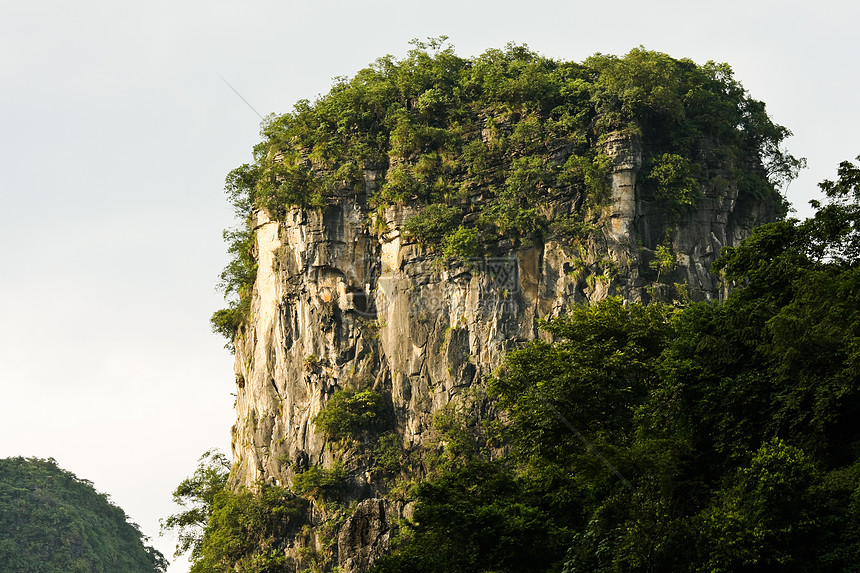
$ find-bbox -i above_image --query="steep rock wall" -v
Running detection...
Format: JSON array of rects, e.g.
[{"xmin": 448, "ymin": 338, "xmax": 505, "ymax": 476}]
[{"xmin": 229, "ymin": 135, "xmax": 776, "ymax": 569}]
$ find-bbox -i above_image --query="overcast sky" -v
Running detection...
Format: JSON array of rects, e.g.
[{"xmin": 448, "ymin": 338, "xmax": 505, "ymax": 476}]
[{"xmin": 1, "ymin": 1, "xmax": 857, "ymax": 570}]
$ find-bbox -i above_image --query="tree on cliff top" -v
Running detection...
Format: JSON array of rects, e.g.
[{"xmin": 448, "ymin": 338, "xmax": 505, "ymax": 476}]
[{"xmin": 212, "ymin": 39, "xmax": 803, "ymax": 345}]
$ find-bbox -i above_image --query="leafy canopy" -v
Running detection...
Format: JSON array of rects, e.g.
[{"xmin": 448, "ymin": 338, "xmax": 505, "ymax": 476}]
[
  {"xmin": 372, "ymin": 157, "xmax": 860, "ymax": 573},
  {"xmin": 188, "ymin": 158, "xmax": 860, "ymax": 573},
  {"xmin": 212, "ymin": 40, "xmax": 801, "ymax": 342},
  {"xmin": 313, "ymin": 388, "xmax": 390, "ymax": 441},
  {"xmin": 0, "ymin": 457, "xmax": 167, "ymax": 573},
  {"xmin": 161, "ymin": 450, "xmax": 309, "ymax": 573}
]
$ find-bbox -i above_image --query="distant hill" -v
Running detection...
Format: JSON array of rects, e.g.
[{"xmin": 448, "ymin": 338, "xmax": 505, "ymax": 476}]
[{"xmin": 0, "ymin": 457, "xmax": 166, "ymax": 572}]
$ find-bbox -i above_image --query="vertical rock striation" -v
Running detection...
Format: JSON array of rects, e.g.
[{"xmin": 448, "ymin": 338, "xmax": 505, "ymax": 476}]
[{"xmin": 228, "ymin": 133, "xmax": 777, "ymax": 569}]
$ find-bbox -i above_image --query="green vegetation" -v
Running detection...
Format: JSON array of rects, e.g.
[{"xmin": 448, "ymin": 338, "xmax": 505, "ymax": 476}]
[
  {"xmin": 313, "ymin": 388, "xmax": 405, "ymax": 479},
  {"xmin": 402, "ymin": 203, "xmax": 461, "ymax": 245},
  {"xmin": 304, "ymin": 354, "xmax": 322, "ymax": 370},
  {"xmin": 163, "ymin": 392, "xmax": 399, "ymax": 570},
  {"xmin": 313, "ymin": 388, "xmax": 390, "ymax": 441},
  {"xmin": 372, "ymin": 433, "xmax": 406, "ymax": 476},
  {"xmin": 292, "ymin": 465, "xmax": 347, "ymax": 499},
  {"xmin": 160, "ymin": 450, "xmax": 231, "ymax": 561},
  {"xmin": 188, "ymin": 485, "xmax": 307, "ymax": 572},
  {"xmin": 212, "ymin": 39, "xmax": 801, "ymax": 343},
  {"xmin": 0, "ymin": 457, "xmax": 167, "ymax": 572},
  {"xmin": 649, "ymin": 243, "xmax": 676, "ymax": 281},
  {"xmin": 162, "ymin": 450, "xmax": 309, "ymax": 572},
  {"xmin": 183, "ymin": 146, "xmax": 860, "ymax": 570},
  {"xmin": 644, "ymin": 152, "xmax": 701, "ymax": 215},
  {"xmin": 371, "ymin": 157, "xmax": 860, "ymax": 572},
  {"xmin": 193, "ymin": 39, "xmax": 840, "ymax": 571}
]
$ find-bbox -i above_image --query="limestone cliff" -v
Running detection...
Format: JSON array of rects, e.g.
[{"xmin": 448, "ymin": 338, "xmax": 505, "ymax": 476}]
[
  {"xmin": 227, "ymin": 134, "xmax": 776, "ymax": 571},
  {"xmin": 209, "ymin": 44, "xmax": 807, "ymax": 571}
]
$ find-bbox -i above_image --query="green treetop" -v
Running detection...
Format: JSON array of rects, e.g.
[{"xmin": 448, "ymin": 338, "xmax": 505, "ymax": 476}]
[{"xmin": 213, "ymin": 40, "xmax": 802, "ymax": 344}]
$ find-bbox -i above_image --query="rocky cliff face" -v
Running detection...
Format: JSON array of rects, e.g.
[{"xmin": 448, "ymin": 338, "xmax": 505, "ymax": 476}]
[{"xmin": 228, "ymin": 134, "xmax": 776, "ymax": 570}]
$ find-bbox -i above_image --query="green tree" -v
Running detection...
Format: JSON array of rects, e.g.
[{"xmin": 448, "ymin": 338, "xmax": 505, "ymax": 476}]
[
  {"xmin": 403, "ymin": 203, "xmax": 462, "ymax": 246},
  {"xmin": 697, "ymin": 439, "xmax": 820, "ymax": 570},
  {"xmin": 649, "ymin": 243, "xmax": 676, "ymax": 282},
  {"xmin": 291, "ymin": 464, "xmax": 347, "ymax": 499},
  {"xmin": 441, "ymin": 225, "xmax": 479, "ymax": 259},
  {"xmin": 313, "ymin": 388, "xmax": 391, "ymax": 441},
  {"xmin": 372, "ymin": 461, "xmax": 568, "ymax": 573},
  {"xmin": 644, "ymin": 153, "xmax": 701, "ymax": 215},
  {"xmin": 713, "ymin": 155, "xmax": 860, "ymax": 461},
  {"xmin": 190, "ymin": 485, "xmax": 307, "ymax": 573},
  {"xmin": 160, "ymin": 449, "xmax": 231, "ymax": 561}
]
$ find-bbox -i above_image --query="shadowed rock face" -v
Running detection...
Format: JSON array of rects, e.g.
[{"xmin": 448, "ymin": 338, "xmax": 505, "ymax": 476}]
[
  {"xmin": 228, "ymin": 134, "xmax": 777, "ymax": 569},
  {"xmin": 337, "ymin": 499, "xmax": 390, "ymax": 573}
]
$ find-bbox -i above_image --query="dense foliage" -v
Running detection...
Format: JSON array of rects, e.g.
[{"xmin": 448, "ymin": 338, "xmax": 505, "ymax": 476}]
[
  {"xmin": 371, "ymin": 158, "xmax": 860, "ymax": 572},
  {"xmin": 186, "ymin": 485, "xmax": 307, "ymax": 573},
  {"xmin": 163, "ymin": 391, "xmax": 397, "ymax": 570},
  {"xmin": 181, "ymin": 153, "xmax": 860, "ymax": 570},
  {"xmin": 0, "ymin": 457, "xmax": 167, "ymax": 572},
  {"xmin": 191, "ymin": 39, "xmax": 840, "ymax": 571},
  {"xmin": 212, "ymin": 39, "xmax": 802, "ymax": 343},
  {"xmin": 161, "ymin": 450, "xmax": 309, "ymax": 573},
  {"xmin": 313, "ymin": 388, "xmax": 390, "ymax": 441}
]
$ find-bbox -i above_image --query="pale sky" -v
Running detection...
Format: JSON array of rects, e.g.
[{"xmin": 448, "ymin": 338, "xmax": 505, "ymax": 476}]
[{"xmin": 1, "ymin": 1, "xmax": 857, "ymax": 570}]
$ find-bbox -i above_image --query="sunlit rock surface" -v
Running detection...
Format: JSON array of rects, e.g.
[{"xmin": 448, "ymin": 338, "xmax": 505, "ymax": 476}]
[{"xmin": 228, "ymin": 134, "xmax": 777, "ymax": 569}]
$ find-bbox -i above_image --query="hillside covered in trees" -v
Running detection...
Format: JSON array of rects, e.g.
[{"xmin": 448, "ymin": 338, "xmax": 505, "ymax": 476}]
[
  {"xmin": 165, "ymin": 41, "xmax": 860, "ymax": 572},
  {"xmin": 0, "ymin": 457, "xmax": 167, "ymax": 572}
]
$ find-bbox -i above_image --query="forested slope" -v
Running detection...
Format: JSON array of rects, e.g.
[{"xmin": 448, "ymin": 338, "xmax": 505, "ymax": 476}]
[
  {"xmin": 161, "ymin": 41, "xmax": 860, "ymax": 573},
  {"xmin": 0, "ymin": 457, "xmax": 167, "ymax": 572}
]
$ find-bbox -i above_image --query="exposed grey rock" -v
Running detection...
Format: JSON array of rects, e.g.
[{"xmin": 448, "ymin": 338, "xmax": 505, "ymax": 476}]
[{"xmin": 338, "ymin": 499, "xmax": 390, "ymax": 573}]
